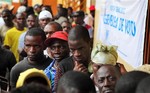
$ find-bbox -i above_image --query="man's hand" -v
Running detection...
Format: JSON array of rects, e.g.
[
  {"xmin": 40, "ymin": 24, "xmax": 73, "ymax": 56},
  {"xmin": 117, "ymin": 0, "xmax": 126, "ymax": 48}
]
[{"xmin": 73, "ymin": 61, "xmax": 88, "ymax": 73}]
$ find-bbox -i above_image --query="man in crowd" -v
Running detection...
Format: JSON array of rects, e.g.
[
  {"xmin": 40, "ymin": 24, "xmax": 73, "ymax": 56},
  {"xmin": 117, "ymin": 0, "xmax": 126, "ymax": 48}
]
[
  {"xmin": 43, "ymin": 21, "xmax": 62, "ymax": 57},
  {"xmin": 18, "ymin": 14, "xmax": 37, "ymax": 60},
  {"xmin": 4, "ymin": 13, "xmax": 27, "ymax": 62},
  {"xmin": 72, "ymin": 10, "xmax": 93, "ymax": 39},
  {"xmin": 0, "ymin": 9, "xmax": 14, "ymax": 42},
  {"xmin": 38, "ymin": 10, "xmax": 52, "ymax": 30},
  {"xmin": 44, "ymin": 31, "xmax": 70, "ymax": 92},
  {"xmin": 54, "ymin": 25, "xmax": 92, "ymax": 91},
  {"xmin": 57, "ymin": 71, "xmax": 96, "ymax": 93},
  {"xmin": 93, "ymin": 64, "xmax": 121, "ymax": 93},
  {"xmin": 10, "ymin": 28, "xmax": 52, "ymax": 88}
]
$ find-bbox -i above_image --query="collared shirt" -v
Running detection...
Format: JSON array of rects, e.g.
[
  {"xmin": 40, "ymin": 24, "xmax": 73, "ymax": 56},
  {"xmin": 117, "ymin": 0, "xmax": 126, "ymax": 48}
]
[{"xmin": 44, "ymin": 60, "xmax": 56, "ymax": 93}]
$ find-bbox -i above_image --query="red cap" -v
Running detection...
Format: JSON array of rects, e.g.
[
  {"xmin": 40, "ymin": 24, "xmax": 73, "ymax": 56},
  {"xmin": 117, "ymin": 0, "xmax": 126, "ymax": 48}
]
[
  {"xmin": 89, "ymin": 5, "xmax": 95, "ymax": 11},
  {"xmin": 45, "ymin": 31, "xmax": 68, "ymax": 46}
]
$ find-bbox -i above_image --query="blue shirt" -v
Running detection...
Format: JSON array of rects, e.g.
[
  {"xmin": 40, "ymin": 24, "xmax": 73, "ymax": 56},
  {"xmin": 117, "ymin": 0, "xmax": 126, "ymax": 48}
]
[{"xmin": 44, "ymin": 60, "xmax": 56, "ymax": 92}]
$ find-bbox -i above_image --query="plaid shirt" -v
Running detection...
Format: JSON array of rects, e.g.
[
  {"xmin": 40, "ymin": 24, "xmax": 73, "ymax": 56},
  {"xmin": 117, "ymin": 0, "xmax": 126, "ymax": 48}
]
[{"xmin": 44, "ymin": 60, "xmax": 56, "ymax": 92}]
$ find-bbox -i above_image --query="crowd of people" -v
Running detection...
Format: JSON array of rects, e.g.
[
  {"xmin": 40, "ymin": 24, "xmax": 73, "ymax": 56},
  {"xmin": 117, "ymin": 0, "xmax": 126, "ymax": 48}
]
[{"xmin": 0, "ymin": 1, "xmax": 150, "ymax": 93}]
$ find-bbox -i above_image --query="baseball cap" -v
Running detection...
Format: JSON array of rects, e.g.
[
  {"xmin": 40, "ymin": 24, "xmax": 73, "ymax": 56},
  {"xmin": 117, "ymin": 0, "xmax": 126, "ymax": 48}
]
[
  {"xmin": 89, "ymin": 5, "xmax": 95, "ymax": 11},
  {"xmin": 45, "ymin": 31, "xmax": 68, "ymax": 46},
  {"xmin": 16, "ymin": 68, "xmax": 51, "ymax": 88},
  {"xmin": 39, "ymin": 10, "xmax": 52, "ymax": 20},
  {"xmin": 34, "ymin": 4, "xmax": 41, "ymax": 9},
  {"xmin": 72, "ymin": 10, "xmax": 85, "ymax": 17}
]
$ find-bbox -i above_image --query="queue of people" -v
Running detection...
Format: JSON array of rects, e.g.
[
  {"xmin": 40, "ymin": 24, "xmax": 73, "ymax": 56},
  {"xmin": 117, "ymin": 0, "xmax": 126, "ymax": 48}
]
[{"xmin": 0, "ymin": 2, "xmax": 150, "ymax": 93}]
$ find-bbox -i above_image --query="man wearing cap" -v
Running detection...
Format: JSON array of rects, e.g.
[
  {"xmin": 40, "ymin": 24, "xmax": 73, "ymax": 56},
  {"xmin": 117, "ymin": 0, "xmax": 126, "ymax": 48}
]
[
  {"xmin": 34, "ymin": 4, "xmax": 42, "ymax": 16},
  {"xmin": 72, "ymin": 10, "xmax": 93, "ymax": 39},
  {"xmin": 38, "ymin": 10, "xmax": 53, "ymax": 30},
  {"xmin": 84, "ymin": 5, "xmax": 95, "ymax": 29},
  {"xmin": 43, "ymin": 21, "xmax": 63, "ymax": 57},
  {"xmin": 44, "ymin": 31, "xmax": 70, "ymax": 92}
]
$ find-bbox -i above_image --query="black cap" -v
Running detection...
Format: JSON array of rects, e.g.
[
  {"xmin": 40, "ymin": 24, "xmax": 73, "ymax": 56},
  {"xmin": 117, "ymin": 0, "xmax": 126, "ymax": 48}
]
[{"xmin": 72, "ymin": 10, "xmax": 85, "ymax": 17}]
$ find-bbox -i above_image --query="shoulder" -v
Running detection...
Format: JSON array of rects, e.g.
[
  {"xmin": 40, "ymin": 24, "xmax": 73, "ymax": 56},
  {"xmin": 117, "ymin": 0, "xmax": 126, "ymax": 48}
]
[
  {"xmin": 59, "ymin": 56, "xmax": 73, "ymax": 66},
  {"xmin": 45, "ymin": 57, "xmax": 53, "ymax": 63}
]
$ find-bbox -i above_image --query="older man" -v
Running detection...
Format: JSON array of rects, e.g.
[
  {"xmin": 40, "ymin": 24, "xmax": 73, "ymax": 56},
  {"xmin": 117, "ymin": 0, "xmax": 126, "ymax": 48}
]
[{"xmin": 93, "ymin": 64, "xmax": 121, "ymax": 93}]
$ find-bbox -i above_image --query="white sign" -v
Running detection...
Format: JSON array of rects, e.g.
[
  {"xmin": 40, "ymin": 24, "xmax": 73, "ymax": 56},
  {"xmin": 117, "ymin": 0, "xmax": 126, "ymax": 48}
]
[{"xmin": 96, "ymin": 0, "xmax": 148, "ymax": 68}]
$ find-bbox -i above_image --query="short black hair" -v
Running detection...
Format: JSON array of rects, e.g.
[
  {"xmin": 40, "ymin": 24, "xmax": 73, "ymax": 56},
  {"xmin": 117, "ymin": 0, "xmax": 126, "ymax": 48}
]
[
  {"xmin": 68, "ymin": 25, "xmax": 90, "ymax": 43},
  {"xmin": 25, "ymin": 27, "xmax": 46, "ymax": 41},
  {"xmin": 10, "ymin": 83, "xmax": 50, "ymax": 93},
  {"xmin": 2, "ymin": 9, "xmax": 12, "ymax": 14},
  {"xmin": 57, "ymin": 71, "xmax": 96, "ymax": 93},
  {"xmin": 115, "ymin": 71, "xmax": 149, "ymax": 93},
  {"xmin": 136, "ymin": 76, "xmax": 150, "ymax": 93},
  {"xmin": 47, "ymin": 21, "xmax": 62, "ymax": 31}
]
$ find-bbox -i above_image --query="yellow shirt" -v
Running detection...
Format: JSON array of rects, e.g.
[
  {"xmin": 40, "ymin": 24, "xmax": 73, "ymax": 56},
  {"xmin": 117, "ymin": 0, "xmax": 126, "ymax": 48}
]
[{"xmin": 4, "ymin": 27, "xmax": 27, "ymax": 62}]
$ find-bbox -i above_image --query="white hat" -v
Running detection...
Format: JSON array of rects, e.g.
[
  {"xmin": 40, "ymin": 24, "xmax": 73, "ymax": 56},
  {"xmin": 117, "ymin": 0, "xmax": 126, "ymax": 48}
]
[
  {"xmin": 39, "ymin": 10, "xmax": 52, "ymax": 20},
  {"xmin": 17, "ymin": 6, "xmax": 26, "ymax": 13},
  {"xmin": 91, "ymin": 43, "xmax": 118, "ymax": 65}
]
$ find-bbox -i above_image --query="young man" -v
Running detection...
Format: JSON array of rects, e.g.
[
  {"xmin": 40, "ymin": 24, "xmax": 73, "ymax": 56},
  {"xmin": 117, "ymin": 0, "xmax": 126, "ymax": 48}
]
[
  {"xmin": 10, "ymin": 28, "xmax": 52, "ymax": 89},
  {"xmin": 44, "ymin": 21, "xmax": 62, "ymax": 38},
  {"xmin": 84, "ymin": 5, "xmax": 95, "ymax": 29},
  {"xmin": 44, "ymin": 31, "xmax": 70, "ymax": 92},
  {"xmin": 18, "ymin": 14, "xmax": 37, "ymax": 60},
  {"xmin": 38, "ymin": 10, "xmax": 52, "ymax": 30},
  {"xmin": 3, "ymin": 13, "xmax": 27, "ymax": 62},
  {"xmin": 57, "ymin": 71, "xmax": 96, "ymax": 93},
  {"xmin": 61, "ymin": 21, "xmax": 72, "ymax": 33},
  {"xmin": 0, "ymin": 9, "xmax": 14, "ymax": 42},
  {"xmin": 72, "ymin": 10, "xmax": 93, "ymax": 39},
  {"xmin": 54, "ymin": 25, "xmax": 92, "ymax": 91},
  {"xmin": 43, "ymin": 22, "xmax": 62, "ymax": 57}
]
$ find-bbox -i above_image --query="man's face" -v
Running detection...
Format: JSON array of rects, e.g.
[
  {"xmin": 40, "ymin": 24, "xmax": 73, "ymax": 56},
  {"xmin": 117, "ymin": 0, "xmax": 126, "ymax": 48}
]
[
  {"xmin": 34, "ymin": 7, "xmax": 41, "ymax": 14},
  {"xmin": 24, "ymin": 35, "xmax": 45, "ymax": 62},
  {"xmin": 68, "ymin": 39, "xmax": 91, "ymax": 66},
  {"xmin": 44, "ymin": 24, "xmax": 57, "ymax": 38},
  {"xmin": 94, "ymin": 65, "xmax": 120, "ymax": 93},
  {"xmin": 2, "ymin": 11, "xmax": 12, "ymax": 24},
  {"xmin": 73, "ymin": 16, "xmax": 83, "ymax": 24},
  {"xmin": 39, "ymin": 18, "xmax": 51, "ymax": 29},
  {"xmin": 48, "ymin": 39, "xmax": 69, "ymax": 62},
  {"xmin": 61, "ymin": 22, "xmax": 71, "ymax": 33},
  {"xmin": 26, "ymin": 15, "xmax": 36, "ymax": 29},
  {"xmin": 16, "ymin": 13, "xmax": 26, "ymax": 27}
]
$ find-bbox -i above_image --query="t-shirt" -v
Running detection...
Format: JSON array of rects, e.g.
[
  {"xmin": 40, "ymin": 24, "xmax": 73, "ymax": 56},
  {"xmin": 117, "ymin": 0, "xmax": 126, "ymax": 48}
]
[
  {"xmin": 4, "ymin": 27, "xmax": 27, "ymax": 62},
  {"xmin": 10, "ymin": 56, "xmax": 52, "ymax": 88},
  {"xmin": 0, "ymin": 25, "xmax": 13, "ymax": 42},
  {"xmin": 44, "ymin": 60, "xmax": 56, "ymax": 92},
  {"xmin": 18, "ymin": 31, "xmax": 27, "ymax": 49}
]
